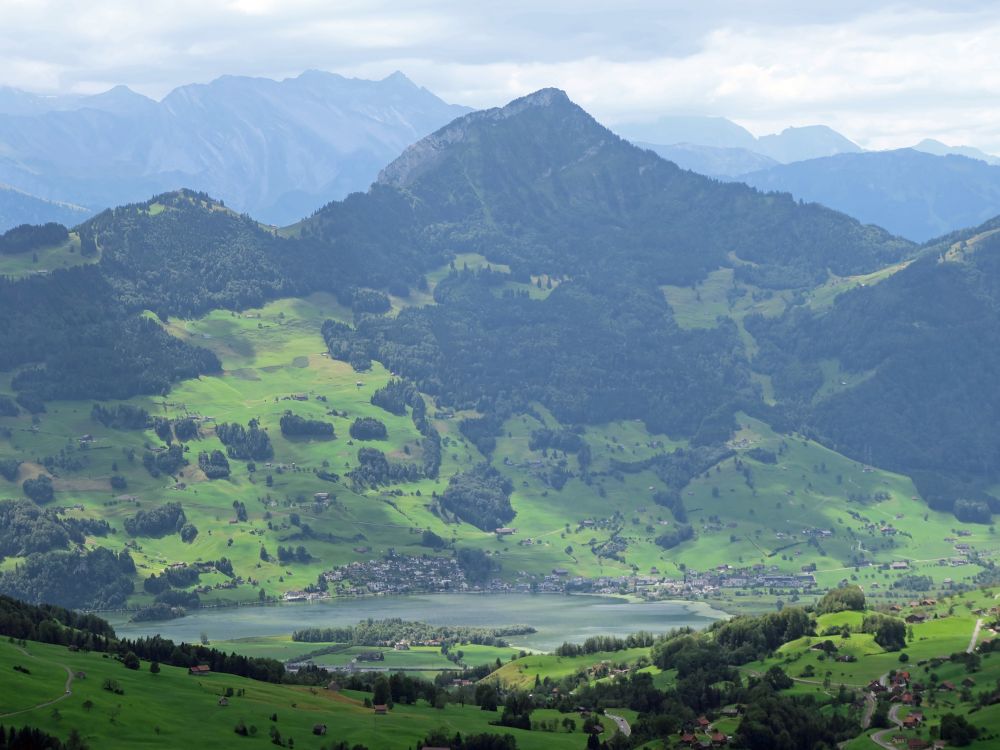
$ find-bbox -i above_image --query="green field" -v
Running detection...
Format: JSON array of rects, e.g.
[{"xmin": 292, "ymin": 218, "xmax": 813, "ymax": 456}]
[
  {"xmin": 0, "ymin": 639, "xmax": 618, "ymax": 749},
  {"xmin": 0, "ymin": 232, "xmax": 95, "ymax": 279}
]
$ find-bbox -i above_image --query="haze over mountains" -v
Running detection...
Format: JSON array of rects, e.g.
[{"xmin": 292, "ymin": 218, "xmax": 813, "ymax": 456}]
[
  {"xmin": 618, "ymin": 114, "xmax": 1000, "ymax": 241},
  {"xmin": 0, "ymin": 70, "xmax": 469, "ymax": 227},
  {"xmin": 1, "ymin": 72, "xmax": 999, "ymax": 243}
]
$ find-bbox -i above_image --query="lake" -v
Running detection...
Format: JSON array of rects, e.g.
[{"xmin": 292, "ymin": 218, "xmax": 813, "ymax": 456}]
[{"xmin": 111, "ymin": 594, "xmax": 727, "ymax": 652}]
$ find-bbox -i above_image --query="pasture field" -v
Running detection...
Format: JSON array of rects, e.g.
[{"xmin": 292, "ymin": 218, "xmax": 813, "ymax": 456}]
[
  {"xmin": 0, "ymin": 639, "xmax": 616, "ymax": 749},
  {"xmin": 0, "ymin": 232, "xmax": 94, "ymax": 280}
]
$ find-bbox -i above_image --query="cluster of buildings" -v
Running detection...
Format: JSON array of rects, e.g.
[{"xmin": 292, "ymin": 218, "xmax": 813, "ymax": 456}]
[{"xmin": 321, "ymin": 556, "xmax": 473, "ymax": 595}]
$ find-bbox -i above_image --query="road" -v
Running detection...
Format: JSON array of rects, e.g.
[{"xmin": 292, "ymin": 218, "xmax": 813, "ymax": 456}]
[
  {"xmin": 0, "ymin": 645, "xmax": 74, "ymax": 719},
  {"xmin": 606, "ymin": 712, "xmax": 631, "ymax": 737},
  {"xmin": 968, "ymin": 618, "xmax": 984, "ymax": 654},
  {"xmin": 869, "ymin": 703, "xmax": 903, "ymax": 750}
]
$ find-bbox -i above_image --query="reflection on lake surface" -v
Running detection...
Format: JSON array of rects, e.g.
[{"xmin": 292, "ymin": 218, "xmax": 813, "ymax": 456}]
[{"xmin": 111, "ymin": 594, "xmax": 727, "ymax": 652}]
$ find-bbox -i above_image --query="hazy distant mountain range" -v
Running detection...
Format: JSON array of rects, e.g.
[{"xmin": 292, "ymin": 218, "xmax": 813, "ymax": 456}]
[
  {"xmin": 1, "ymin": 77, "xmax": 999, "ymax": 241},
  {"xmin": 617, "ymin": 115, "xmax": 1000, "ymax": 241},
  {"xmin": 0, "ymin": 71, "xmax": 469, "ymax": 227},
  {"xmin": 738, "ymin": 149, "xmax": 1000, "ymax": 242}
]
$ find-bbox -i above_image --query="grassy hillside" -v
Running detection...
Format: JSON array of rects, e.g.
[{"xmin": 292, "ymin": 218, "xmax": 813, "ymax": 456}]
[
  {"xmin": 1, "ymin": 286, "xmax": 997, "ymax": 612},
  {"xmin": 0, "ymin": 638, "xmax": 612, "ymax": 749}
]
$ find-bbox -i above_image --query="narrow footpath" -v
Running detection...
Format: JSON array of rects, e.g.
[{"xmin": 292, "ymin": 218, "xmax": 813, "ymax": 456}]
[{"xmin": 0, "ymin": 645, "xmax": 74, "ymax": 719}]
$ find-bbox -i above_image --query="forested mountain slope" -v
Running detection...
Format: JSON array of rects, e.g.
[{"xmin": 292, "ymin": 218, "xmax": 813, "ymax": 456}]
[
  {"xmin": 748, "ymin": 218, "xmax": 1000, "ymax": 510},
  {"xmin": 2, "ymin": 90, "xmax": 1000, "ymax": 615}
]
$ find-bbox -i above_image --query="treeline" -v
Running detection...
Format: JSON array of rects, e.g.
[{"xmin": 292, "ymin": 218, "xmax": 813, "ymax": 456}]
[
  {"xmin": 554, "ymin": 632, "xmax": 654, "ymax": 656},
  {"xmin": 0, "ymin": 593, "xmax": 289, "ymax": 685},
  {"xmin": 0, "ymin": 724, "xmax": 83, "ymax": 750},
  {"xmin": 0, "ymin": 222, "xmax": 67, "ymax": 254},
  {"xmin": 292, "ymin": 618, "xmax": 535, "ymax": 647},
  {"xmin": 440, "ymin": 464, "xmax": 515, "ymax": 531}
]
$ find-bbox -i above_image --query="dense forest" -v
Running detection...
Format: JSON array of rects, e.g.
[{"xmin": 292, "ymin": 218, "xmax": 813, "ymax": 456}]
[{"xmin": 748, "ymin": 221, "xmax": 1000, "ymax": 508}]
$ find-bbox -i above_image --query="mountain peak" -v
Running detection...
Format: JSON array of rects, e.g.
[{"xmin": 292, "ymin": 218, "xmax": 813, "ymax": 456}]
[{"xmin": 377, "ymin": 88, "xmax": 581, "ymax": 188}]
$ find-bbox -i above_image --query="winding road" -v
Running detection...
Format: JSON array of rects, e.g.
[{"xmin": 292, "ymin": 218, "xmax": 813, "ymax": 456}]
[
  {"xmin": 606, "ymin": 712, "xmax": 631, "ymax": 737},
  {"xmin": 0, "ymin": 645, "xmax": 75, "ymax": 719},
  {"xmin": 869, "ymin": 704, "xmax": 903, "ymax": 750}
]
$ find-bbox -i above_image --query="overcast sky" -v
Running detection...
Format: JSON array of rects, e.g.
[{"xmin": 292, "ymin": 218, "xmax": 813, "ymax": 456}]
[{"xmin": 3, "ymin": 0, "xmax": 1000, "ymax": 150}]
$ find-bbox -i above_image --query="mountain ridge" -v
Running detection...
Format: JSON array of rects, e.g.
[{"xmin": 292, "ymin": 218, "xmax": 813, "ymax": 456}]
[{"xmin": 0, "ymin": 71, "xmax": 471, "ymax": 225}]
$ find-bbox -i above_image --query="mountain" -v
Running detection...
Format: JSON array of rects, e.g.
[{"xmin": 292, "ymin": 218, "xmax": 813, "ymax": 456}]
[
  {"xmin": 0, "ymin": 71, "xmax": 470, "ymax": 225},
  {"xmin": 754, "ymin": 125, "xmax": 862, "ymax": 163},
  {"xmin": 739, "ymin": 148, "xmax": 1000, "ymax": 241},
  {"xmin": 636, "ymin": 141, "xmax": 779, "ymax": 177},
  {"xmin": 748, "ymin": 217, "xmax": 1000, "ymax": 512},
  {"xmin": 617, "ymin": 117, "xmax": 861, "ymax": 164},
  {"xmin": 913, "ymin": 137, "xmax": 1000, "ymax": 166},
  {"xmin": 0, "ymin": 184, "xmax": 91, "ymax": 232},
  {"xmin": 615, "ymin": 114, "xmax": 758, "ymax": 149}
]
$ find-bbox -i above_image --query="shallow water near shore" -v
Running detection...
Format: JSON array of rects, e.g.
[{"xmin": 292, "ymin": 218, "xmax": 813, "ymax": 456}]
[{"xmin": 110, "ymin": 594, "xmax": 727, "ymax": 652}]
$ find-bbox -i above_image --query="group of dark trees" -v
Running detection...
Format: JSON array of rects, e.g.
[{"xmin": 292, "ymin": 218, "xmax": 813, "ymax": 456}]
[
  {"xmin": 292, "ymin": 618, "xmax": 532, "ymax": 647},
  {"xmin": 279, "ymin": 411, "xmax": 335, "ymax": 438},
  {"xmin": 142, "ymin": 443, "xmax": 186, "ymax": 477},
  {"xmin": 216, "ymin": 419, "xmax": 273, "ymax": 460},
  {"xmin": 816, "ymin": 585, "xmax": 866, "ymax": 614},
  {"xmin": 21, "ymin": 475, "xmax": 54, "ymax": 504},
  {"xmin": 349, "ymin": 416, "xmax": 388, "ymax": 440},
  {"xmin": 555, "ymin": 632, "xmax": 654, "ymax": 657},
  {"xmin": 347, "ymin": 447, "xmax": 420, "ymax": 489},
  {"xmin": 276, "ymin": 545, "xmax": 311, "ymax": 564},
  {"xmin": 123, "ymin": 502, "xmax": 186, "ymax": 538},
  {"xmin": 0, "ymin": 724, "xmax": 85, "ymax": 750},
  {"xmin": 0, "ymin": 500, "xmax": 109, "ymax": 558},
  {"xmin": 440, "ymin": 464, "xmax": 515, "ymax": 531},
  {"xmin": 198, "ymin": 449, "xmax": 231, "ymax": 478},
  {"xmin": 528, "ymin": 428, "xmax": 584, "ymax": 453},
  {"xmin": 0, "ymin": 547, "xmax": 135, "ymax": 609},
  {"xmin": 90, "ymin": 403, "xmax": 149, "ymax": 429},
  {"xmin": 0, "ymin": 222, "xmax": 67, "ymax": 254}
]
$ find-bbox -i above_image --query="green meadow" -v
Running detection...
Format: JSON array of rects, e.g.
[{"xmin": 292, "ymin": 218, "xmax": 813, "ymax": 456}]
[{"xmin": 0, "ymin": 639, "xmax": 615, "ymax": 749}]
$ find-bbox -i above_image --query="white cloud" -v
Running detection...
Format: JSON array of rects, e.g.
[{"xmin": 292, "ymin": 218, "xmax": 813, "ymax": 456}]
[{"xmin": 0, "ymin": 1, "xmax": 998, "ymax": 150}]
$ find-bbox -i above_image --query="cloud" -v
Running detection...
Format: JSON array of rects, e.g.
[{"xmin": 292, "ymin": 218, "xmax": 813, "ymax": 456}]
[{"xmin": 1, "ymin": 1, "xmax": 999, "ymax": 150}]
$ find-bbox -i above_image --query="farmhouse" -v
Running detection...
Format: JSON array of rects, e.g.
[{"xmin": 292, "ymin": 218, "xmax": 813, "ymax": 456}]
[
  {"xmin": 188, "ymin": 665, "xmax": 211, "ymax": 675},
  {"xmin": 373, "ymin": 704, "xmax": 388, "ymax": 715}
]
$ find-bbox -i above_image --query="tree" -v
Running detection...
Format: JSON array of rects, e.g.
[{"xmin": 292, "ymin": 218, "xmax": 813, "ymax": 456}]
[
  {"xmin": 939, "ymin": 713, "xmax": 979, "ymax": 746},
  {"xmin": 475, "ymin": 682, "xmax": 498, "ymax": 711},
  {"xmin": 373, "ymin": 675, "xmax": 390, "ymax": 706},
  {"xmin": 150, "ymin": 660, "xmax": 160, "ymax": 674}
]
